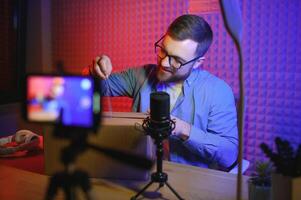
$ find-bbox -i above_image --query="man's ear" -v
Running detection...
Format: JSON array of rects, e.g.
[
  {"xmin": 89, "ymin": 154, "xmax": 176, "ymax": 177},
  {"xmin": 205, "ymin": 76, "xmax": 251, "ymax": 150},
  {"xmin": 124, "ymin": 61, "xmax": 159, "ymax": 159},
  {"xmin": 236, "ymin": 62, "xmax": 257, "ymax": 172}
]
[{"xmin": 192, "ymin": 57, "xmax": 205, "ymax": 69}]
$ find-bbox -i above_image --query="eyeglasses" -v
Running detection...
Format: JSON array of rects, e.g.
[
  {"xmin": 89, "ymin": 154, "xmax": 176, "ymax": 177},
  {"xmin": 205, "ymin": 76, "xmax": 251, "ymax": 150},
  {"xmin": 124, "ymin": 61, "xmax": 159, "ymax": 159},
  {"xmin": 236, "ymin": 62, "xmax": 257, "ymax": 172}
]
[{"xmin": 154, "ymin": 35, "xmax": 204, "ymax": 70}]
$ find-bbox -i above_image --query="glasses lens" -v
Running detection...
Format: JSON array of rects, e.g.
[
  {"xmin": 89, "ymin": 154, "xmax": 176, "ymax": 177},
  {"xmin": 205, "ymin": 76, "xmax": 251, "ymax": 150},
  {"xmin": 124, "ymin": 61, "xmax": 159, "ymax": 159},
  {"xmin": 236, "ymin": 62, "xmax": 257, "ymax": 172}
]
[
  {"xmin": 168, "ymin": 57, "xmax": 181, "ymax": 69},
  {"xmin": 155, "ymin": 43, "xmax": 186, "ymax": 69},
  {"xmin": 155, "ymin": 46, "xmax": 166, "ymax": 58},
  {"xmin": 155, "ymin": 45, "xmax": 182, "ymax": 69}
]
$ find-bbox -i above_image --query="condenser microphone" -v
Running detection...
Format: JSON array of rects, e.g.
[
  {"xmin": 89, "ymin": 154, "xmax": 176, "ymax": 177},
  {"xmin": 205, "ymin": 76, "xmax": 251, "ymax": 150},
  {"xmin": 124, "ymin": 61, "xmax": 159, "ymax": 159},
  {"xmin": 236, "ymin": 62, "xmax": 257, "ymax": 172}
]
[
  {"xmin": 150, "ymin": 92, "xmax": 170, "ymax": 123},
  {"xmin": 142, "ymin": 92, "xmax": 175, "ymax": 139}
]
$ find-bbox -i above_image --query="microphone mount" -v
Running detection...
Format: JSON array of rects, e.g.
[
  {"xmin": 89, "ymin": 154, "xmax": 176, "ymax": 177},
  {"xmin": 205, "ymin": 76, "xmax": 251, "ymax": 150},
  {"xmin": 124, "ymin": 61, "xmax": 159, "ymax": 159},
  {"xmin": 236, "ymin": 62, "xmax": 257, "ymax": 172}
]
[{"xmin": 142, "ymin": 116, "xmax": 175, "ymax": 140}]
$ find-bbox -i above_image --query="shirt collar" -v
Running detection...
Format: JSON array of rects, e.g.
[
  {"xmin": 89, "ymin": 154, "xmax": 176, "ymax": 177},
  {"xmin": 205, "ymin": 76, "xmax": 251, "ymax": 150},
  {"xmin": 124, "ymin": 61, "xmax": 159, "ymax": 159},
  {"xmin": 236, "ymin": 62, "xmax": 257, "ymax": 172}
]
[
  {"xmin": 154, "ymin": 68, "xmax": 202, "ymax": 88},
  {"xmin": 185, "ymin": 69, "xmax": 201, "ymax": 87}
]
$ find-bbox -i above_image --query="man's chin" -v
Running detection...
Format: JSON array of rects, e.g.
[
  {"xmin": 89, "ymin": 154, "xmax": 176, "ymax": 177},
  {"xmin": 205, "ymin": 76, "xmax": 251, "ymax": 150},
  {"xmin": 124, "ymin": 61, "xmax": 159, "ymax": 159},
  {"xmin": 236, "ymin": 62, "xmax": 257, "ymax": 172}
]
[
  {"xmin": 156, "ymin": 71, "xmax": 171, "ymax": 82},
  {"xmin": 156, "ymin": 71, "xmax": 188, "ymax": 83}
]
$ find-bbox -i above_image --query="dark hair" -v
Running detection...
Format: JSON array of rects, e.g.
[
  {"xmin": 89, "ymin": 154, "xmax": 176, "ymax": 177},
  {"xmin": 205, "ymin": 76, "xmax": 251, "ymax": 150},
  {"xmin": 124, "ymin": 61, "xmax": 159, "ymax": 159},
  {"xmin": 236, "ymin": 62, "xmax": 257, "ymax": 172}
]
[{"xmin": 167, "ymin": 14, "xmax": 213, "ymax": 57}]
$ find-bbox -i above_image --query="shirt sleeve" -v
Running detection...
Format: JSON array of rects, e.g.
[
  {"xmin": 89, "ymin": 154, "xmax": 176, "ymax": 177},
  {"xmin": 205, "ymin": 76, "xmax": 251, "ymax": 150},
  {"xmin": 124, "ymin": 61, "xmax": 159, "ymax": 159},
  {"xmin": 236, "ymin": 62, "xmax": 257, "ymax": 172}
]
[
  {"xmin": 183, "ymin": 80, "xmax": 238, "ymax": 169},
  {"xmin": 100, "ymin": 68, "xmax": 138, "ymax": 97},
  {"xmin": 100, "ymin": 65, "xmax": 154, "ymax": 98}
]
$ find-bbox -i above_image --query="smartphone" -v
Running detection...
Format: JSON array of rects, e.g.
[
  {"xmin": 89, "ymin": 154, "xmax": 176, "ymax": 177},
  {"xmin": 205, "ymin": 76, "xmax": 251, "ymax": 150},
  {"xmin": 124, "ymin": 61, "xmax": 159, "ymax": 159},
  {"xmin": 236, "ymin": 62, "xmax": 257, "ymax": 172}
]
[{"xmin": 23, "ymin": 74, "xmax": 101, "ymax": 130}]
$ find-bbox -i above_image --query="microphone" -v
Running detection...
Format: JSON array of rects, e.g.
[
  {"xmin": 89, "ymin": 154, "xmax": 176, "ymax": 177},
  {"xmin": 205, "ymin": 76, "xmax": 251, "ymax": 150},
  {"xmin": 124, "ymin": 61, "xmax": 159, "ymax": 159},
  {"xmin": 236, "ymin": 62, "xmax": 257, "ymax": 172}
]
[
  {"xmin": 132, "ymin": 92, "xmax": 183, "ymax": 199},
  {"xmin": 150, "ymin": 92, "xmax": 170, "ymax": 122},
  {"xmin": 143, "ymin": 92, "xmax": 175, "ymax": 139}
]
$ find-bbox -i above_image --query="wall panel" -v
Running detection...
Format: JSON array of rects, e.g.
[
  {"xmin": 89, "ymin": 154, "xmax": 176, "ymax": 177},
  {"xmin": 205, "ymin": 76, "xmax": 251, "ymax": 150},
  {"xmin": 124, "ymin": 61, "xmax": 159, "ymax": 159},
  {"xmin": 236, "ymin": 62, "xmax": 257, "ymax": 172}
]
[{"xmin": 51, "ymin": 0, "xmax": 301, "ymax": 173}]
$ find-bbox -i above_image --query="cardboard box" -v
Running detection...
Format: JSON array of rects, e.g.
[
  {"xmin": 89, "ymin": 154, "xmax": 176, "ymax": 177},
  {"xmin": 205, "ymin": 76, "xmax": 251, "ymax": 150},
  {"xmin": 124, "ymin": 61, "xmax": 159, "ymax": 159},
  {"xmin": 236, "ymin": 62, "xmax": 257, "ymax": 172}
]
[{"xmin": 44, "ymin": 112, "xmax": 154, "ymax": 180}]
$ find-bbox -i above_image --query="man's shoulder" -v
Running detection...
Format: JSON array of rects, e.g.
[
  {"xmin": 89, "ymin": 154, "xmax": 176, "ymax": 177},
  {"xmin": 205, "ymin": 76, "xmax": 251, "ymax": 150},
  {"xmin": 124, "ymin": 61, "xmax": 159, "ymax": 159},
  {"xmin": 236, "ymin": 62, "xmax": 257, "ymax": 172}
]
[
  {"xmin": 192, "ymin": 70, "xmax": 235, "ymax": 105},
  {"xmin": 117, "ymin": 64, "xmax": 155, "ymax": 76},
  {"xmin": 194, "ymin": 70, "xmax": 232, "ymax": 92},
  {"xmin": 118, "ymin": 64, "xmax": 157, "ymax": 84},
  {"xmin": 124, "ymin": 64, "xmax": 156, "ymax": 74},
  {"xmin": 139, "ymin": 64, "xmax": 157, "ymax": 73}
]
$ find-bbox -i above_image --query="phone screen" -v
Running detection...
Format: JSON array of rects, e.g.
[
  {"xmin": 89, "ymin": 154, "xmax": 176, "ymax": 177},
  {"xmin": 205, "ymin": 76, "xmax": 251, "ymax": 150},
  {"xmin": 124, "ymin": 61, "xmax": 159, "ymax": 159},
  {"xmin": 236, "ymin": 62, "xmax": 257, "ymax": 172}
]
[{"xmin": 24, "ymin": 75, "xmax": 100, "ymax": 128}]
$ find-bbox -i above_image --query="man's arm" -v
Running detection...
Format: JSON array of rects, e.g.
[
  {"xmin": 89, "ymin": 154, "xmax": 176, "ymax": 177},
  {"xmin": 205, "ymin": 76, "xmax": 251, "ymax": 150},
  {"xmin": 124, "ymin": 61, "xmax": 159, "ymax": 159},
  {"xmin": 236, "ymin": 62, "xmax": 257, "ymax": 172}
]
[
  {"xmin": 83, "ymin": 55, "xmax": 140, "ymax": 97},
  {"xmin": 173, "ymin": 80, "xmax": 238, "ymax": 169},
  {"xmin": 100, "ymin": 69, "xmax": 137, "ymax": 97},
  {"xmin": 100, "ymin": 65, "xmax": 153, "ymax": 98}
]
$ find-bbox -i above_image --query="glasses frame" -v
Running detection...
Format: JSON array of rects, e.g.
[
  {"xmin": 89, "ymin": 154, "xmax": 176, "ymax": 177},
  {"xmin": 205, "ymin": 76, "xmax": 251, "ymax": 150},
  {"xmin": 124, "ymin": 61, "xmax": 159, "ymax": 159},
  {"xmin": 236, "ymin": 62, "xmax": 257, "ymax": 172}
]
[{"xmin": 154, "ymin": 35, "xmax": 204, "ymax": 70}]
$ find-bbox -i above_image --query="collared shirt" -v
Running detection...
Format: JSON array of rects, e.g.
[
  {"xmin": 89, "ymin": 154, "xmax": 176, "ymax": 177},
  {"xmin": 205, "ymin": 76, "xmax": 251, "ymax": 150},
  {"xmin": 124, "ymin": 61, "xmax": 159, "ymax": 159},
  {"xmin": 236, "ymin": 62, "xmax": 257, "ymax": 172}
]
[
  {"xmin": 101, "ymin": 64, "xmax": 238, "ymax": 169},
  {"xmin": 157, "ymin": 81, "xmax": 183, "ymax": 110}
]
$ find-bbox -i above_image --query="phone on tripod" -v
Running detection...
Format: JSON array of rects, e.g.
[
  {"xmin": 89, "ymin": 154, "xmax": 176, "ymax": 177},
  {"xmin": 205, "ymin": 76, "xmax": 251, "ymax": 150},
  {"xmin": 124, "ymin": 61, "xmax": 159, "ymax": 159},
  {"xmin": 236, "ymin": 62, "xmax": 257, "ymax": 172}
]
[{"xmin": 22, "ymin": 74, "xmax": 101, "ymax": 133}]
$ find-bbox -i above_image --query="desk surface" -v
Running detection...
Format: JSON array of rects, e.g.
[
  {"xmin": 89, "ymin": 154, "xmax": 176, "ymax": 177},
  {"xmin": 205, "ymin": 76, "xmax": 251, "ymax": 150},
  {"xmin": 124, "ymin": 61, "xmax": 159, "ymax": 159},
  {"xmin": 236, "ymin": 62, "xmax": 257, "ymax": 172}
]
[{"xmin": 0, "ymin": 161, "xmax": 249, "ymax": 200}]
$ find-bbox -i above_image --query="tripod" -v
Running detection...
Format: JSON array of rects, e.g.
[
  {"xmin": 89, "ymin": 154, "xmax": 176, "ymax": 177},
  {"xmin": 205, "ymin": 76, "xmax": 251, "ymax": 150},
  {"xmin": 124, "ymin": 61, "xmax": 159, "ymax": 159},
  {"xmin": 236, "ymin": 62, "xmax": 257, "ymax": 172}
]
[
  {"xmin": 45, "ymin": 128, "xmax": 94, "ymax": 200},
  {"xmin": 131, "ymin": 117, "xmax": 184, "ymax": 200},
  {"xmin": 45, "ymin": 125, "xmax": 153, "ymax": 200}
]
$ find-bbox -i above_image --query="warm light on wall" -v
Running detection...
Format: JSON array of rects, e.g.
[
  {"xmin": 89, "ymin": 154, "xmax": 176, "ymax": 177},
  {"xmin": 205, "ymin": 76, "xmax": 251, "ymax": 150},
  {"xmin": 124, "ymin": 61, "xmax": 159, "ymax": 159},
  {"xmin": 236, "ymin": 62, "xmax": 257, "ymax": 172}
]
[{"xmin": 50, "ymin": 0, "xmax": 301, "ymax": 174}]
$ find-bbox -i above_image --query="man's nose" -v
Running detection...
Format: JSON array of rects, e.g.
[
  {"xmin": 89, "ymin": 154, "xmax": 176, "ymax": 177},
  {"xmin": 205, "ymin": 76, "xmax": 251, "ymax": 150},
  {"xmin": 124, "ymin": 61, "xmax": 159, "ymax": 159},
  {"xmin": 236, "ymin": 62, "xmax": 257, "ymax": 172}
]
[{"xmin": 160, "ymin": 56, "xmax": 171, "ymax": 68}]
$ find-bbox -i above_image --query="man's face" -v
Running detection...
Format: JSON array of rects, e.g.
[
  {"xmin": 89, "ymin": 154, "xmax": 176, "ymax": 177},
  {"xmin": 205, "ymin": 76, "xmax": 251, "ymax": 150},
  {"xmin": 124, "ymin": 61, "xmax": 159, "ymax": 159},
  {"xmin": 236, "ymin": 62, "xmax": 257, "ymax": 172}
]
[{"xmin": 156, "ymin": 35, "xmax": 199, "ymax": 83}]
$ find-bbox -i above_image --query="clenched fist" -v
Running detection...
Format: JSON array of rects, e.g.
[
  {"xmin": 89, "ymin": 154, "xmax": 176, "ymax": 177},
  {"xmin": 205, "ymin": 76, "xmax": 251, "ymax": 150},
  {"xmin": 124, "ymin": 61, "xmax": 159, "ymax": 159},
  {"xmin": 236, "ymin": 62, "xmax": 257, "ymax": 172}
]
[
  {"xmin": 171, "ymin": 115, "xmax": 191, "ymax": 141},
  {"xmin": 84, "ymin": 55, "xmax": 113, "ymax": 79}
]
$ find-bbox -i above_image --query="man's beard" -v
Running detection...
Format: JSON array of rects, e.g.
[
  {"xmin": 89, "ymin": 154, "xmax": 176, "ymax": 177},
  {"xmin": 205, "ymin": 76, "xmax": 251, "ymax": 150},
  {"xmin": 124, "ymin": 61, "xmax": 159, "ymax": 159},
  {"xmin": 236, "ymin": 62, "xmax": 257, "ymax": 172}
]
[{"xmin": 156, "ymin": 65, "xmax": 191, "ymax": 83}]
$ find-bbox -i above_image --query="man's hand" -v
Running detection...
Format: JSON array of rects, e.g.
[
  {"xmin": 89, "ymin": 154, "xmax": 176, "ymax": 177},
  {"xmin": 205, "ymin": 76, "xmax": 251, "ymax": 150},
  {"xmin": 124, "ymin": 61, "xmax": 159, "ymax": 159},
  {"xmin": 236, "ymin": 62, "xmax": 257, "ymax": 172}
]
[
  {"xmin": 85, "ymin": 55, "xmax": 112, "ymax": 79},
  {"xmin": 171, "ymin": 115, "xmax": 191, "ymax": 141}
]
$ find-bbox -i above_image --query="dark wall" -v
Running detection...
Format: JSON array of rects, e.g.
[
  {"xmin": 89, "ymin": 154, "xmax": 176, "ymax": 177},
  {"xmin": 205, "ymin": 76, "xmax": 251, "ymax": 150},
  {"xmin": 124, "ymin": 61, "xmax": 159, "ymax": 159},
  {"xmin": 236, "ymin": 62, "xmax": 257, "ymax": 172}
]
[
  {"xmin": 0, "ymin": 0, "xmax": 45, "ymax": 136},
  {"xmin": 0, "ymin": 0, "xmax": 26, "ymax": 105}
]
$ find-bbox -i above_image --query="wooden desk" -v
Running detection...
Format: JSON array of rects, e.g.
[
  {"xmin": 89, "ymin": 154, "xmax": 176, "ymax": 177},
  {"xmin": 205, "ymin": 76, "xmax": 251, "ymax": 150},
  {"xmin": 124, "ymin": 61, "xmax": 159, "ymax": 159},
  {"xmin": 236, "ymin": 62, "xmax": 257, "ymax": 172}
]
[{"xmin": 0, "ymin": 162, "xmax": 249, "ymax": 200}]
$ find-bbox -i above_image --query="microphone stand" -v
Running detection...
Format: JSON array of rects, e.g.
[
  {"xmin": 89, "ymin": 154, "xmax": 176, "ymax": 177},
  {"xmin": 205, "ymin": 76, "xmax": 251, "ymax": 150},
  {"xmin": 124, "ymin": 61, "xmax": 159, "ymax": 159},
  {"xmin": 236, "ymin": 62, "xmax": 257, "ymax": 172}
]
[{"xmin": 131, "ymin": 117, "xmax": 184, "ymax": 200}]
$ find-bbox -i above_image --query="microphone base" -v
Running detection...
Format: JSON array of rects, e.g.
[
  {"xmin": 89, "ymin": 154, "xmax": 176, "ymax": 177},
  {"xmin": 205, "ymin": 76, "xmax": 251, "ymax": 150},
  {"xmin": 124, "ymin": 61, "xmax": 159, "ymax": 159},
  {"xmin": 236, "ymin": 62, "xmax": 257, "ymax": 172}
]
[
  {"xmin": 131, "ymin": 169, "xmax": 184, "ymax": 200},
  {"xmin": 131, "ymin": 172, "xmax": 184, "ymax": 200},
  {"xmin": 151, "ymin": 171, "xmax": 167, "ymax": 183}
]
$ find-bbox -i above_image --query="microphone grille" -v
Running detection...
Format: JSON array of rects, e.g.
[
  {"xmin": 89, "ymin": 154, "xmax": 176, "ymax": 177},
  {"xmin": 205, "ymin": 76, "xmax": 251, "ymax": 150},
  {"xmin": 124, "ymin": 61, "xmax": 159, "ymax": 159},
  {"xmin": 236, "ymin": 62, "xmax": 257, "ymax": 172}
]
[{"xmin": 150, "ymin": 92, "xmax": 170, "ymax": 122}]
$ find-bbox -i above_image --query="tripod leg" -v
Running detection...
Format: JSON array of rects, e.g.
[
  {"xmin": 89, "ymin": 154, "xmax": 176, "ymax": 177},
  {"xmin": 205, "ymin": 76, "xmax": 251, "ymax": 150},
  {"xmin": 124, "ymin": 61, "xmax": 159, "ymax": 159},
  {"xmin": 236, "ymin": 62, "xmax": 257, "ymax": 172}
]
[
  {"xmin": 131, "ymin": 180, "xmax": 154, "ymax": 200},
  {"xmin": 45, "ymin": 174, "xmax": 61, "ymax": 200},
  {"xmin": 165, "ymin": 181, "xmax": 185, "ymax": 200},
  {"xmin": 64, "ymin": 187, "xmax": 76, "ymax": 200}
]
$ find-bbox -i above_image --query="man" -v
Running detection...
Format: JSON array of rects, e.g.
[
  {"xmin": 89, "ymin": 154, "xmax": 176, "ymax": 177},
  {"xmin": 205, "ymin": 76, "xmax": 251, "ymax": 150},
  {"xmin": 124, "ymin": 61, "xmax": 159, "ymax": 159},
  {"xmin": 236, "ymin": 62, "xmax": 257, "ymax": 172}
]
[{"xmin": 84, "ymin": 14, "xmax": 238, "ymax": 171}]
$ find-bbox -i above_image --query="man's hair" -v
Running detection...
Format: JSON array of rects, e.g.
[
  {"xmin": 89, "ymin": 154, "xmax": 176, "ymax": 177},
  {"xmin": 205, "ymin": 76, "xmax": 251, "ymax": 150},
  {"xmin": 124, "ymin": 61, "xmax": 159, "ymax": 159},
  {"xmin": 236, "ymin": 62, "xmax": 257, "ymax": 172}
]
[{"xmin": 167, "ymin": 14, "xmax": 213, "ymax": 57}]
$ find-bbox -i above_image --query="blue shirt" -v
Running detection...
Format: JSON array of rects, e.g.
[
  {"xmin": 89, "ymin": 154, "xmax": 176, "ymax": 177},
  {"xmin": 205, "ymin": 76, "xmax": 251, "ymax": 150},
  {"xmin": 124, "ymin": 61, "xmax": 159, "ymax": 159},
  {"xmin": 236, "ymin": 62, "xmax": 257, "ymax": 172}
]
[{"xmin": 101, "ymin": 64, "xmax": 238, "ymax": 169}]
